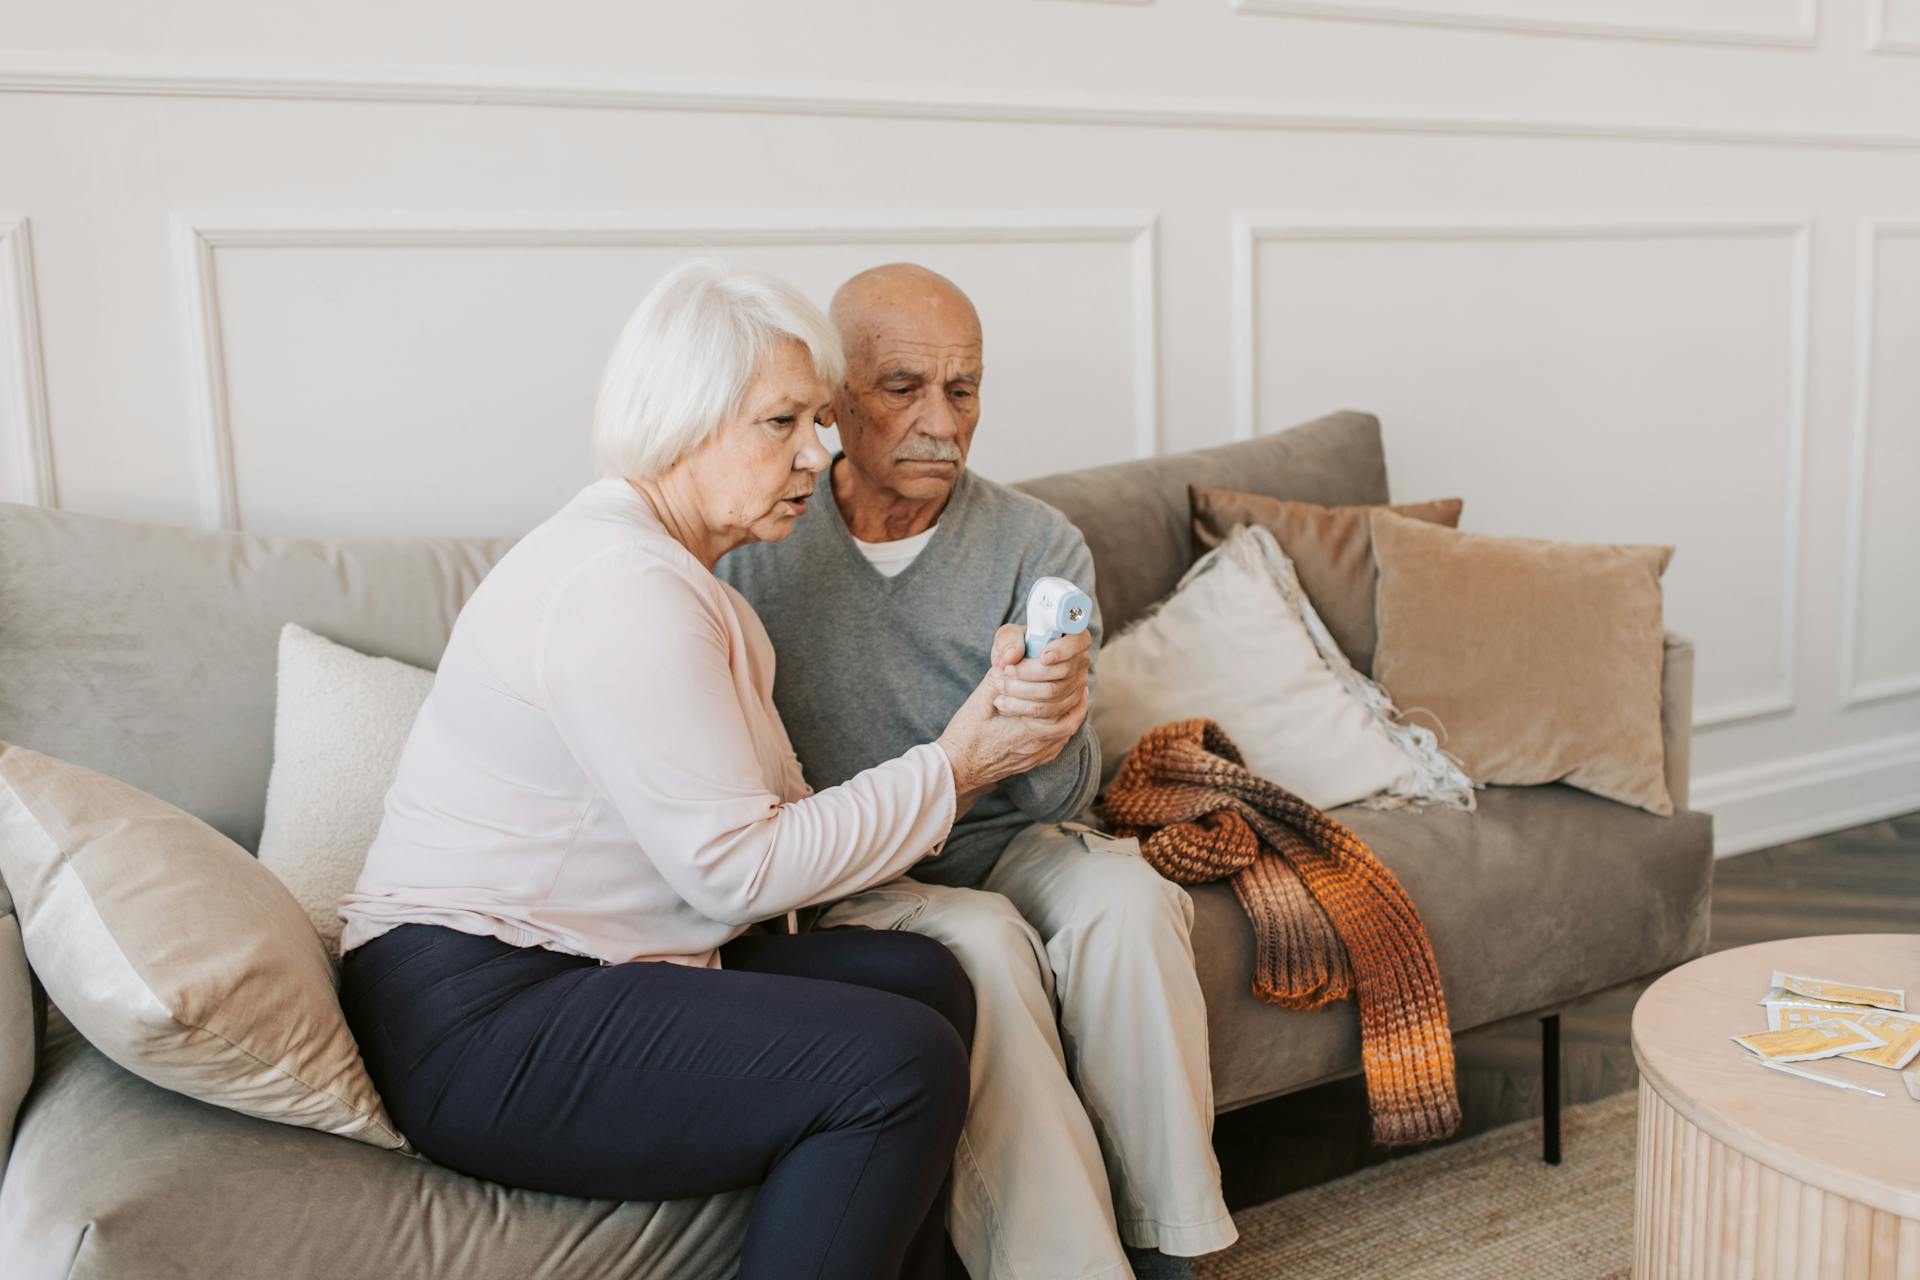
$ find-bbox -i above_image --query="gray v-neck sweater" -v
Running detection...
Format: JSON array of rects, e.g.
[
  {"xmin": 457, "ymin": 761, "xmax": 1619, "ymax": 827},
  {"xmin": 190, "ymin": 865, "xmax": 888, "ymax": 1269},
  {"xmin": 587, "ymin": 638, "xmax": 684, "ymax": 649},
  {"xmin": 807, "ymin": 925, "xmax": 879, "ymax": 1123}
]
[{"xmin": 717, "ymin": 462, "xmax": 1102, "ymax": 888}]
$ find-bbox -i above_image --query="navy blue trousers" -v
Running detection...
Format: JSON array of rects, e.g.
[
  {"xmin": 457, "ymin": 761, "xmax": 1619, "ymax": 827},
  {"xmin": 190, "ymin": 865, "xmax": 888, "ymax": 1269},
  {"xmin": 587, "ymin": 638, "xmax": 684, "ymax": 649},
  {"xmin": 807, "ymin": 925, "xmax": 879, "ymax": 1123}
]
[{"xmin": 339, "ymin": 923, "xmax": 974, "ymax": 1280}]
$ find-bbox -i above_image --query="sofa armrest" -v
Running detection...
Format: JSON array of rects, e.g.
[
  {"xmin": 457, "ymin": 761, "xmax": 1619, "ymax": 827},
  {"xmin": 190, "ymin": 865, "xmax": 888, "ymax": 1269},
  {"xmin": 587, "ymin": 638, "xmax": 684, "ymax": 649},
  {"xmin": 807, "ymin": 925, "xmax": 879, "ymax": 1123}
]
[
  {"xmin": 0, "ymin": 873, "xmax": 38, "ymax": 1170},
  {"xmin": 1661, "ymin": 631, "xmax": 1695, "ymax": 812}
]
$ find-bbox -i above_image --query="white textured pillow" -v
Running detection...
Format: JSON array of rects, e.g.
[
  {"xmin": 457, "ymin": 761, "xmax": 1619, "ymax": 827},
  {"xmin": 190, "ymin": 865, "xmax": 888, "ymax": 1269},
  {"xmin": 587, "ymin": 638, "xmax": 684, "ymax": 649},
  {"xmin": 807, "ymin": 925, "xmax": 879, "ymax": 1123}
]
[
  {"xmin": 0, "ymin": 742, "xmax": 407, "ymax": 1149},
  {"xmin": 1094, "ymin": 524, "xmax": 1476, "ymax": 812},
  {"xmin": 258, "ymin": 623, "xmax": 434, "ymax": 962}
]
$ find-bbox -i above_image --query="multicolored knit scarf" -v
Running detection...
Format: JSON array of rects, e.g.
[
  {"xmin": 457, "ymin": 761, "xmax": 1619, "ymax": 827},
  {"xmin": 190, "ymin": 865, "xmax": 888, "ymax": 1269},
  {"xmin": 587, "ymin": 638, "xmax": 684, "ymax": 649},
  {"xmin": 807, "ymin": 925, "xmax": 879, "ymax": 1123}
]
[{"xmin": 1101, "ymin": 717, "xmax": 1462, "ymax": 1147}]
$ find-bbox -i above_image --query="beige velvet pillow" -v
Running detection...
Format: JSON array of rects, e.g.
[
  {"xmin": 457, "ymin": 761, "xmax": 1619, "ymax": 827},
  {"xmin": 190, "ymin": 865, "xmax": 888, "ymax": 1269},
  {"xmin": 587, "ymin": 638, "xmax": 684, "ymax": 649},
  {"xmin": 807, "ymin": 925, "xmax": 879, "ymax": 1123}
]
[
  {"xmin": 0, "ymin": 742, "xmax": 407, "ymax": 1149},
  {"xmin": 1367, "ymin": 510, "xmax": 1676, "ymax": 816},
  {"xmin": 1190, "ymin": 485, "xmax": 1463, "ymax": 675}
]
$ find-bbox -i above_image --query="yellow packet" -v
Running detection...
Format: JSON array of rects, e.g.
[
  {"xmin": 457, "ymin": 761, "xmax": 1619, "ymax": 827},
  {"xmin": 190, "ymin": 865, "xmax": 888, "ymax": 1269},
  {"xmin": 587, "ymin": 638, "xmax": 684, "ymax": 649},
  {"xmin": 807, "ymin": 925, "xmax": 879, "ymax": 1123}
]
[
  {"xmin": 1843, "ymin": 1010, "xmax": 1920, "ymax": 1070},
  {"xmin": 1768, "ymin": 1004, "xmax": 1920, "ymax": 1069},
  {"xmin": 1733, "ymin": 1017, "xmax": 1887, "ymax": 1063},
  {"xmin": 1770, "ymin": 970, "xmax": 1906, "ymax": 1012}
]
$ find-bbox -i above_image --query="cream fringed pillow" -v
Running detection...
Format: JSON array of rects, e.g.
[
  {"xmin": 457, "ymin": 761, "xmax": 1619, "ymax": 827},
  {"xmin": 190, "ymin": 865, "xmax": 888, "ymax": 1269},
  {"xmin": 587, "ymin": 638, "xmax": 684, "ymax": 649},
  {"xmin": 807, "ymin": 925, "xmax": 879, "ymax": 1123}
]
[
  {"xmin": 1368, "ymin": 510, "xmax": 1675, "ymax": 816},
  {"xmin": 1094, "ymin": 523, "xmax": 1476, "ymax": 812},
  {"xmin": 0, "ymin": 742, "xmax": 408, "ymax": 1149},
  {"xmin": 258, "ymin": 623, "xmax": 434, "ymax": 962}
]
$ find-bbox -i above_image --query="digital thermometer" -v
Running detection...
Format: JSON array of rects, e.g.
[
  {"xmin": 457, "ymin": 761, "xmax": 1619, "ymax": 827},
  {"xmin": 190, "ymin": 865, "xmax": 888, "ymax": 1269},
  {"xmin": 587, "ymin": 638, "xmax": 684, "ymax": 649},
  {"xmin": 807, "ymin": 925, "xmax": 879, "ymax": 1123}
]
[{"xmin": 1024, "ymin": 576, "xmax": 1092, "ymax": 660}]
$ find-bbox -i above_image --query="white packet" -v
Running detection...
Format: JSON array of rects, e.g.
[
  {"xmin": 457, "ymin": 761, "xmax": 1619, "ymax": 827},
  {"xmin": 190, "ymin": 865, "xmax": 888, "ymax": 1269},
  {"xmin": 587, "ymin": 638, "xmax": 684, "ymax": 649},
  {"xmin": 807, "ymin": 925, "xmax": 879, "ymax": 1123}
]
[
  {"xmin": 1758, "ymin": 987, "xmax": 1869, "ymax": 1011},
  {"xmin": 1905, "ymin": 1068, "xmax": 1920, "ymax": 1103}
]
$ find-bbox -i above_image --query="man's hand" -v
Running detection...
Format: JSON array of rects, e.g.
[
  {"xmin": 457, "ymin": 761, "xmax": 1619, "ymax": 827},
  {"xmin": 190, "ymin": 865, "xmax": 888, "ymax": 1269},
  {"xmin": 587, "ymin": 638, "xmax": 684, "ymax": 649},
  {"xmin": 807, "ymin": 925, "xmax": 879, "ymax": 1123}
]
[
  {"xmin": 987, "ymin": 623, "xmax": 1092, "ymax": 721},
  {"xmin": 936, "ymin": 625, "xmax": 1091, "ymax": 812}
]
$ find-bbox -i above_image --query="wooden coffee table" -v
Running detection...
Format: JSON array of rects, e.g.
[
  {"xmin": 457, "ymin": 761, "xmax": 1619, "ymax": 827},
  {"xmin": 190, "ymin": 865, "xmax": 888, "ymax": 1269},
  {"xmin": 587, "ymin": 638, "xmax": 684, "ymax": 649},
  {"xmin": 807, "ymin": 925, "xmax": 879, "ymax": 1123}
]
[{"xmin": 1631, "ymin": 934, "xmax": 1920, "ymax": 1277}]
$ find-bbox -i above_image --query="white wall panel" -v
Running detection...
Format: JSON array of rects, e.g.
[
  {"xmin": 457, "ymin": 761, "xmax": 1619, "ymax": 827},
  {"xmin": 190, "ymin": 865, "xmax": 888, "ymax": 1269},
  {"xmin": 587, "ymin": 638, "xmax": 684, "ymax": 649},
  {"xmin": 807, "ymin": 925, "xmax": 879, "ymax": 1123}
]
[
  {"xmin": 1229, "ymin": 0, "xmax": 1816, "ymax": 47},
  {"xmin": 0, "ymin": 215, "xmax": 53, "ymax": 507},
  {"xmin": 1840, "ymin": 222, "xmax": 1920, "ymax": 707},
  {"xmin": 177, "ymin": 213, "xmax": 1155, "ymax": 537},
  {"xmin": 1236, "ymin": 217, "xmax": 1808, "ymax": 730},
  {"xmin": 1870, "ymin": 0, "xmax": 1920, "ymax": 50}
]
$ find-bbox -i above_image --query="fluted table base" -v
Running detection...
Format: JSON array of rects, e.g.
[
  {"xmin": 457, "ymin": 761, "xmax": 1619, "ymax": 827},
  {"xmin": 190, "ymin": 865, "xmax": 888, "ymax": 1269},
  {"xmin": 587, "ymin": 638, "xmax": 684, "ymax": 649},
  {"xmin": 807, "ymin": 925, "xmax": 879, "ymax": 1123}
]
[{"xmin": 1634, "ymin": 1078, "xmax": 1920, "ymax": 1279}]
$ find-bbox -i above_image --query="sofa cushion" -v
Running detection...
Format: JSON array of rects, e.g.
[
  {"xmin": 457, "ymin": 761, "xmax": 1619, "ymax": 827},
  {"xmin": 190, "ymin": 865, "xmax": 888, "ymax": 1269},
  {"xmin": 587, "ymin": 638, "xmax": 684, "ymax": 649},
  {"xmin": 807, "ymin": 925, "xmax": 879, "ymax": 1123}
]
[
  {"xmin": 0, "ymin": 743, "xmax": 404, "ymax": 1149},
  {"xmin": 1093, "ymin": 524, "xmax": 1474, "ymax": 810},
  {"xmin": 0, "ymin": 1018, "xmax": 750, "ymax": 1280},
  {"xmin": 1369, "ymin": 510, "xmax": 1676, "ymax": 816},
  {"xmin": 1198, "ymin": 783, "xmax": 1714, "ymax": 1112},
  {"xmin": 257, "ymin": 624, "xmax": 436, "ymax": 962},
  {"xmin": 1187, "ymin": 485, "xmax": 1463, "ymax": 676},
  {"xmin": 0, "ymin": 503, "xmax": 515, "ymax": 852},
  {"xmin": 1015, "ymin": 410, "xmax": 1389, "ymax": 635}
]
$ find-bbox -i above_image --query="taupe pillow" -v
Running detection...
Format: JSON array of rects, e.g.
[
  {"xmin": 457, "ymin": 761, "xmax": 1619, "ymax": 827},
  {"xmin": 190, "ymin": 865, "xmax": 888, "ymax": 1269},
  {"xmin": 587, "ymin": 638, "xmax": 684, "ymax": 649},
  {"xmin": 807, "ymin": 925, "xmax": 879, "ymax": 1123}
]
[
  {"xmin": 0, "ymin": 742, "xmax": 407, "ymax": 1148},
  {"xmin": 1190, "ymin": 485, "xmax": 1462, "ymax": 675},
  {"xmin": 1367, "ymin": 510, "xmax": 1675, "ymax": 816}
]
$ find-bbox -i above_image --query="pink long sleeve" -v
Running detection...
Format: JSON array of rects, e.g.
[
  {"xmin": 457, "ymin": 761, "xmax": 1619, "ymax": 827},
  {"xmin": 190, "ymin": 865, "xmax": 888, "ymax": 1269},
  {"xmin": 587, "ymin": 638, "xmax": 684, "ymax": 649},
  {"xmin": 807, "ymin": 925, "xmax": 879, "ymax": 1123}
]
[{"xmin": 534, "ymin": 545, "xmax": 955, "ymax": 927}]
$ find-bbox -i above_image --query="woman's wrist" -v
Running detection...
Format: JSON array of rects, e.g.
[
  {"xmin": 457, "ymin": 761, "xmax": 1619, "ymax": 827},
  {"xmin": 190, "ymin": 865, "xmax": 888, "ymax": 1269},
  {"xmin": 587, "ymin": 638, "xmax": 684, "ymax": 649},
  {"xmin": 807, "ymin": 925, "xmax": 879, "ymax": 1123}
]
[{"xmin": 932, "ymin": 738, "xmax": 991, "ymax": 817}]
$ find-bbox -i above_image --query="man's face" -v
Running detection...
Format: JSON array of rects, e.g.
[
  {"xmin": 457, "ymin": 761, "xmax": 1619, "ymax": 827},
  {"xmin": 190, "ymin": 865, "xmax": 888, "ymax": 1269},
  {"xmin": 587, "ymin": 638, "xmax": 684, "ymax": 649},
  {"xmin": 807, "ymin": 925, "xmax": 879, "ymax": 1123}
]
[{"xmin": 834, "ymin": 297, "xmax": 983, "ymax": 504}]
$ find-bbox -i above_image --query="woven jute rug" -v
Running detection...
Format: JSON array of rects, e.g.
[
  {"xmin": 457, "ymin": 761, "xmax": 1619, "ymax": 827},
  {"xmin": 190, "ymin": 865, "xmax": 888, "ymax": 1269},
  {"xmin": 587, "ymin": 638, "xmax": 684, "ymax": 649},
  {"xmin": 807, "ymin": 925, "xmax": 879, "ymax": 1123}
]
[{"xmin": 1195, "ymin": 1090, "xmax": 1637, "ymax": 1280}]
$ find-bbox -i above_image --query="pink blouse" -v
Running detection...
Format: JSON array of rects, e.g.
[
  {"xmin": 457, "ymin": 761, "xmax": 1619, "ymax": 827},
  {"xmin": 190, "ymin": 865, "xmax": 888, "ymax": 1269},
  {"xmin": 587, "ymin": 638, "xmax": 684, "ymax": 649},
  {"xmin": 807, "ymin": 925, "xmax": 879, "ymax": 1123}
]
[{"xmin": 338, "ymin": 477, "xmax": 957, "ymax": 967}]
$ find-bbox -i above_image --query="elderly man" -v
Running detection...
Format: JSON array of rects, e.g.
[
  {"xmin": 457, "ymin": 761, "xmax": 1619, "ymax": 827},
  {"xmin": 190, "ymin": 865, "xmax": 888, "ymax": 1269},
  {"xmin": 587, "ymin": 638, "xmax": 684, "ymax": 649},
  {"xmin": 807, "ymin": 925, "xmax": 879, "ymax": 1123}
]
[{"xmin": 717, "ymin": 264, "xmax": 1235, "ymax": 1279}]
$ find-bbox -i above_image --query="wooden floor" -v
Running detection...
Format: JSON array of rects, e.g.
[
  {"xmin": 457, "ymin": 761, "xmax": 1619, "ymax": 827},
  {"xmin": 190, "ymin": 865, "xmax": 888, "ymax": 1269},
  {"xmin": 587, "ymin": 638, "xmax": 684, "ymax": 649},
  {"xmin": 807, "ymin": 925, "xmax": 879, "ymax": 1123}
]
[{"xmin": 1211, "ymin": 808, "xmax": 1920, "ymax": 1210}]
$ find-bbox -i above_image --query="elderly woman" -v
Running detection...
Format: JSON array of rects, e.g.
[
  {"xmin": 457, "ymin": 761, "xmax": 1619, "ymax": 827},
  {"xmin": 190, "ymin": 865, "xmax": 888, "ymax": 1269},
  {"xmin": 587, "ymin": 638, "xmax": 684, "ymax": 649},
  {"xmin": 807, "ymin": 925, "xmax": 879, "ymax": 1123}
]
[{"xmin": 336, "ymin": 261, "xmax": 1085, "ymax": 1280}]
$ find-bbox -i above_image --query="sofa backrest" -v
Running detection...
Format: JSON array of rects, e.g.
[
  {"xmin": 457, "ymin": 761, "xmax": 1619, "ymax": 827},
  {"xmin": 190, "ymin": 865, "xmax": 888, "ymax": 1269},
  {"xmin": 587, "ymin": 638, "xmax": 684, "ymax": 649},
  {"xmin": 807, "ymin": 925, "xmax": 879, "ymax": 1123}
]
[
  {"xmin": 1015, "ymin": 409, "xmax": 1387, "ymax": 633},
  {"xmin": 0, "ymin": 409, "xmax": 1385, "ymax": 852},
  {"xmin": 0, "ymin": 513, "xmax": 517, "ymax": 852}
]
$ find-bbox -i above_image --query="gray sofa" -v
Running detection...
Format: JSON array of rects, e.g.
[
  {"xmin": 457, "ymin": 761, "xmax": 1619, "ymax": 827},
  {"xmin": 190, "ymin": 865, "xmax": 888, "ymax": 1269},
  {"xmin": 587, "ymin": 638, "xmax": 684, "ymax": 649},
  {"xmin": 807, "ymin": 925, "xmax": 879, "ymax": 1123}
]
[{"xmin": 0, "ymin": 409, "xmax": 1714, "ymax": 1278}]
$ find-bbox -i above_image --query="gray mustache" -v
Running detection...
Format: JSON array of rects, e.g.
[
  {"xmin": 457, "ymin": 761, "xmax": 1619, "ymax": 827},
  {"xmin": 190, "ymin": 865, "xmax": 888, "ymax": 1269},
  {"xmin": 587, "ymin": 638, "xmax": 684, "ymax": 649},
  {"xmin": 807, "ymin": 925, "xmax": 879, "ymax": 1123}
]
[{"xmin": 895, "ymin": 438, "xmax": 964, "ymax": 464}]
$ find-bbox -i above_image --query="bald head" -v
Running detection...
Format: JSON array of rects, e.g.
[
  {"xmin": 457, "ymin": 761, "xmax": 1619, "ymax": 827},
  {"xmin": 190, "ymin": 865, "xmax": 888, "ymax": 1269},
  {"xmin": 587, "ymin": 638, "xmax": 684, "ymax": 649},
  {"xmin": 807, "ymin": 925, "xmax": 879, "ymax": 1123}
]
[
  {"xmin": 829, "ymin": 263, "xmax": 981, "ymax": 361},
  {"xmin": 827, "ymin": 263, "xmax": 986, "ymax": 528}
]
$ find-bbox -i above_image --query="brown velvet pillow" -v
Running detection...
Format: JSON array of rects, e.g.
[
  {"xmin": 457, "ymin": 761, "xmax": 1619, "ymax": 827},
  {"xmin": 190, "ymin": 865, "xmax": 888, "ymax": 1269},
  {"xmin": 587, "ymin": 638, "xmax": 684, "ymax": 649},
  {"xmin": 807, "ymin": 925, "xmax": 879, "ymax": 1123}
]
[
  {"xmin": 1189, "ymin": 485, "xmax": 1463, "ymax": 675},
  {"xmin": 1367, "ymin": 510, "xmax": 1676, "ymax": 816}
]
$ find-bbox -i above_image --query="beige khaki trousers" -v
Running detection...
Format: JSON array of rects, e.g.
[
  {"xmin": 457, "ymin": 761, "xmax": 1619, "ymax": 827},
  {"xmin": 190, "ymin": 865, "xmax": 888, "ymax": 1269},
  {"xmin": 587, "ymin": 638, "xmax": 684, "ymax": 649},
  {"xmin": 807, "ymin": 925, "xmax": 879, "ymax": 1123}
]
[{"xmin": 818, "ymin": 822, "xmax": 1238, "ymax": 1280}]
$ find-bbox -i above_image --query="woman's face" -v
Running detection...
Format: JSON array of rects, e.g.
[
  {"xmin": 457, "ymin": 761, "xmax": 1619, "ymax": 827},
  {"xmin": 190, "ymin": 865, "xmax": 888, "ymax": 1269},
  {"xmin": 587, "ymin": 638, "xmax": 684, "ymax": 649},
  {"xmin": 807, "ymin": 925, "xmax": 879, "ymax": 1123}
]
[{"xmin": 680, "ymin": 338, "xmax": 834, "ymax": 550}]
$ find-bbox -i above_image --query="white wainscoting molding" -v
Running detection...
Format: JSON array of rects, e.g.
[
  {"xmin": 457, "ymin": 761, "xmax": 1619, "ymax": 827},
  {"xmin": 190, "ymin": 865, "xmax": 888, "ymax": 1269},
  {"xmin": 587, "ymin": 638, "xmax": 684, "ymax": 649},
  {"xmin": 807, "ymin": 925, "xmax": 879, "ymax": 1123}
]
[
  {"xmin": 170, "ymin": 209, "xmax": 1160, "ymax": 532},
  {"xmin": 0, "ymin": 215, "xmax": 55, "ymax": 508},
  {"xmin": 1868, "ymin": 0, "xmax": 1920, "ymax": 52},
  {"xmin": 7, "ymin": 52, "xmax": 1920, "ymax": 153},
  {"xmin": 1838, "ymin": 218, "xmax": 1920, "ymax": 709},
  {"xmin": 1227, "ymin": 0, "xmax": 1818, "ymax": 48},
  {"xmin": 1694, "ymin": 729, "xmax": 1920, "ymax": 856},
  {"xmin": 1230, "ymin": 213, "xmax": 1812, "ymax": 731}
]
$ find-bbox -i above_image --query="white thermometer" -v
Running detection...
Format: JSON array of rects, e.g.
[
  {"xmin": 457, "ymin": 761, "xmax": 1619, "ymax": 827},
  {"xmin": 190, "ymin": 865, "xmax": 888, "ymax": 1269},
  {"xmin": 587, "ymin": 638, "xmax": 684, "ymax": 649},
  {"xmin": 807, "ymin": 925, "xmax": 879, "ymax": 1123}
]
[{"xmin": 1024, "ymin": 576, "xmax": 1092, "ymax": 660}]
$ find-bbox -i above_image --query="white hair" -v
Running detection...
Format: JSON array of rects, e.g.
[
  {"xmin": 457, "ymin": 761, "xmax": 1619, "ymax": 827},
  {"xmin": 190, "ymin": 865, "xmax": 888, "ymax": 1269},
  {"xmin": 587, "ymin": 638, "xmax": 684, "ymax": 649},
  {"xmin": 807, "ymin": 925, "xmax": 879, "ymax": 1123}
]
[{"xmin": 591, "ymin": 259, "xmax": 846, "ymax": 480}]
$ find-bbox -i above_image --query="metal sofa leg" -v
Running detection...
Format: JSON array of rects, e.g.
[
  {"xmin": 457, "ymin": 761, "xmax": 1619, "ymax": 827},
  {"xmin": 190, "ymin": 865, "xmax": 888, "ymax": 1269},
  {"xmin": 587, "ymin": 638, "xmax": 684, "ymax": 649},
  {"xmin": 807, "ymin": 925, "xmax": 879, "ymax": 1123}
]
[{"xmin": 1541, "ymin": 1012, "xmax": 1562, "ymax": 1165}]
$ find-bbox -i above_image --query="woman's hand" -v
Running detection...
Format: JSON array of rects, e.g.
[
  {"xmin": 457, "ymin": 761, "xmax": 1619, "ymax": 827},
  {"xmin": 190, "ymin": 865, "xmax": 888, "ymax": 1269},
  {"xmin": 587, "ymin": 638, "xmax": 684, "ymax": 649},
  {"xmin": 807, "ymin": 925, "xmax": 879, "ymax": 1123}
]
[{"xmin": 935, "ymin": 624, "xmax": 1091, "ymax": 802}]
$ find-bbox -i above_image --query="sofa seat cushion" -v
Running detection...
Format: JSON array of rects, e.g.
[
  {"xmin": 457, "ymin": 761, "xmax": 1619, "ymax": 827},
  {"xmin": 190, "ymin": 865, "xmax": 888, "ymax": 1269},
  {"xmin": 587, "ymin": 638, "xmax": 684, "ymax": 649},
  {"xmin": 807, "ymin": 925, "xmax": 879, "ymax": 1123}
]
[
  {"xmin": 1196, "ymin": 783, "xmax": 1713, "ymax": 1112},
  {"xmin": 0, "ymin": 1018, "xmax": 751, "ymax": 1280}
]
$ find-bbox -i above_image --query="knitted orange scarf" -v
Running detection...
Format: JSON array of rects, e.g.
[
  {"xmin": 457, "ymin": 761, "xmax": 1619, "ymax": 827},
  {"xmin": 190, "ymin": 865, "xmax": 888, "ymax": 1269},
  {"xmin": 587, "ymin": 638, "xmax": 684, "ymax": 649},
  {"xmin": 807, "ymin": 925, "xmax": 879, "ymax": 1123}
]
[{"xmin": 1101, "ymin": 717, "xmax": 1461, "ymax": 1147}]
